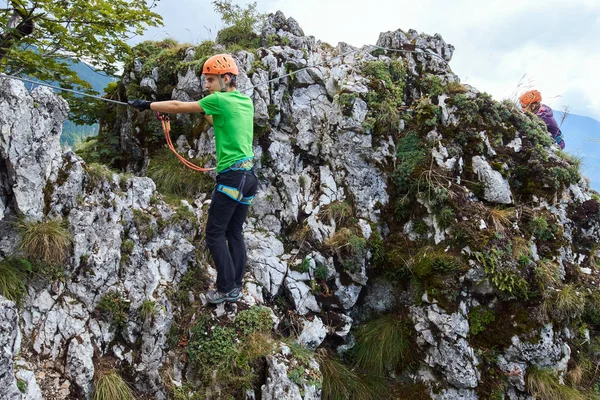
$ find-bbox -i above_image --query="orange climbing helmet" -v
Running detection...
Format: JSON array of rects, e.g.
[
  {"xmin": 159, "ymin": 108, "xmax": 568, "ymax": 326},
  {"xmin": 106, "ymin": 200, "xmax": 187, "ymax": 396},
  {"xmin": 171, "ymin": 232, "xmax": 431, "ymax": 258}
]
[
  {"xmin": 519, "ymin": 90, "xmax": 542, "ymax": 106},
  {"xmin": 202, "ymin": 54, "xmax": 239, "ymax": 75}
]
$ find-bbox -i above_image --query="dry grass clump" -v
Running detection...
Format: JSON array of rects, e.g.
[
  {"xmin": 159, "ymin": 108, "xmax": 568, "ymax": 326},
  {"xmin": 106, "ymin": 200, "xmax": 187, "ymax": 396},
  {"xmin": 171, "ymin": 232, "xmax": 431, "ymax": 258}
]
[{"xmin": 17, "ymin": 218, "xmax": 72, "ymax": 265}]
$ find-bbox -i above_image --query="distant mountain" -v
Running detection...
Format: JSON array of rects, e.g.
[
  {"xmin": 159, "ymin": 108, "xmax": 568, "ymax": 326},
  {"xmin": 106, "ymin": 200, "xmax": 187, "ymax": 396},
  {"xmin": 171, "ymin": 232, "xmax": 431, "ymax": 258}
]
[
  {"xmin": 554, "ymin": 110, "xmax": 600, "ymax": 191},
  {"xmin": 60, "ymin": 60, "xmax": 115, "ymax": 147}
]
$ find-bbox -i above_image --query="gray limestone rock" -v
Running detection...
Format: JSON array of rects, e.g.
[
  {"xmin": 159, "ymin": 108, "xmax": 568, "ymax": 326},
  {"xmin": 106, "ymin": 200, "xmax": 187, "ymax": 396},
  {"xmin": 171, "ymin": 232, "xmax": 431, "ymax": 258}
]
[
  {"xmin": 472, "ymin": 155, "xmax": 513, "ymax": 204},
  {"xmin": 0, "ymin": 296, "xmax": 22, "ymax": 399}
]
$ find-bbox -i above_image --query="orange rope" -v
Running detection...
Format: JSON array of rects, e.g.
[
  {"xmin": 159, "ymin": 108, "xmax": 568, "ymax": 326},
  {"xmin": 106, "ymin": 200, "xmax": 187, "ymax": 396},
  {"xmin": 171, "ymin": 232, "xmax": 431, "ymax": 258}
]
[{"xmin": 157, "ymin": 113, "xmax": 215, "ymax": 172}]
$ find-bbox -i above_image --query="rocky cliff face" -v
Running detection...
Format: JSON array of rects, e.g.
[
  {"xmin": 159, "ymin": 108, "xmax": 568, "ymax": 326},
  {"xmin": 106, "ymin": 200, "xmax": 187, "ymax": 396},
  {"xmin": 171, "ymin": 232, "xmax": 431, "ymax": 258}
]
[{"xmin": 1, "ymin": 10, "xmax": 600, "ymax": 400}]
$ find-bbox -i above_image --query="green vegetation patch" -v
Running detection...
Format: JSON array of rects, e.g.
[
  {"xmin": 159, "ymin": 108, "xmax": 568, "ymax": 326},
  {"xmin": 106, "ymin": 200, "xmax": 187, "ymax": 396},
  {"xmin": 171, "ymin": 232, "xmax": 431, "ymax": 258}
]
[
  {"xmin": 468, "ymin": 305, "xmax": 496, "ymax": 336},
  {"xmin": 97, "ymin": 291, "xmax": 130, "ymax": 328}
]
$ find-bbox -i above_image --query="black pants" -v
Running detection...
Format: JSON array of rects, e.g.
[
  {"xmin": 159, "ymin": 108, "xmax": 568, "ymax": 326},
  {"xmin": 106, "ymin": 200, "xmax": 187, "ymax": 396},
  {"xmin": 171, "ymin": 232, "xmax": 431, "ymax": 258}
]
[{"xmin": 205, "ymin": 170, "xmax": 258, "ymax": 293}]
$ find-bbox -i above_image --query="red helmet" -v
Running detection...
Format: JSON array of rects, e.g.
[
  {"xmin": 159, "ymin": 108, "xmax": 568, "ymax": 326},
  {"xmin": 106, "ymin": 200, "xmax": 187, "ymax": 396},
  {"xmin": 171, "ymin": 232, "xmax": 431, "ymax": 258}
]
[
  {"xmin": 519, "ymin": 90, "xmax": 542, "ymax": 106},
  {"xmin": 202, "ymin": 54, "xmax": 239, "ymax": 75}
]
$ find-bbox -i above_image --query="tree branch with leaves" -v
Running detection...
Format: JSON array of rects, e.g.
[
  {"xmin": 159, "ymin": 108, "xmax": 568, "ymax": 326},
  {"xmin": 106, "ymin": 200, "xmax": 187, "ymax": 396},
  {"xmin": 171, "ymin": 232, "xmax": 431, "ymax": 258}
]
[{"xmin": 0, "ymin": 0, "xmax": 163, "ymax": 123}]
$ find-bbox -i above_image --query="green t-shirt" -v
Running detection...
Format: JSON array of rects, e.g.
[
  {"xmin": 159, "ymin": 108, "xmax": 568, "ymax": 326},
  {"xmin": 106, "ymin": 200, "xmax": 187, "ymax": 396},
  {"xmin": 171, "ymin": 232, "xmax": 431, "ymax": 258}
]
[{"xmin": 198, "ymin": 91, "xmax": 254, "ymax": 172}]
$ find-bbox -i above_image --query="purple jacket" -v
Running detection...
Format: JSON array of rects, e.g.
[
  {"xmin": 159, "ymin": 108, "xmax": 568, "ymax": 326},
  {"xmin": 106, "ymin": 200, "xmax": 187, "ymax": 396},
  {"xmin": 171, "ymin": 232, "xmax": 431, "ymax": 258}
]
[{"xmin": 536, "ymin": 104, "xmax": 565, "ymax": 149}]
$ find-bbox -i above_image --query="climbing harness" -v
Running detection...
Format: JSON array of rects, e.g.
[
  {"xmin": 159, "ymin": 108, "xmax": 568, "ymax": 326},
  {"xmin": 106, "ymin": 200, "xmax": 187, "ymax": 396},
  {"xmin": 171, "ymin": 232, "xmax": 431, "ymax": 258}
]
[
  {"xmin": 156, "ymin": 112, "xmax": 215, "ymax": 172},
  {"xmin": 0, "ymin": 44, "xmax": 449, "ymax": 173},
  {"xmin": 215, "ymin": 158, "xmax": 256, "ymax": 204}
]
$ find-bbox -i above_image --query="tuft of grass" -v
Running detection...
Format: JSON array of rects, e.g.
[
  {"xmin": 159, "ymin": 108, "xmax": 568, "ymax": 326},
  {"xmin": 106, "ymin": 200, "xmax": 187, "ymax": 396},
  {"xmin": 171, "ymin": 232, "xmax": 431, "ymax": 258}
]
[
  {"xmin": 352, "ymin": 314, "xmax": 416, "ymax": 375},
  {"xmin": 146, "ymin": 148, "xmax": 214, "ymax": 198},
  {"xmin": 527, "ymin": 367, "xmax": 587, "ymax": 400},
  {"xmin": 320, "ymin": 201, "xmax": 353, "ymax": 226},
  {"xmin": 140, "ymin": 299, "xmax": 156, "ymax": 323},
  {"xmin": 17, "ymin": 218, "xmax": 72, "ymax": 266},
  {"xmin": 0, "ymin": 257, "xmax": 31, "ymax": 304},
  {"xmin": 555, "ymin": 150, "xmax": 583, "ymax": 170},
  {"xmin": 542, "ymin": 284, "xmax": 586, "ymax": 322},
  {"xmin": 318, "ymin": 351, "xmax": 388, "ymax": 400},
  {"xmin": 93, "ymin": 370, "xmax": 136, "ymax": 400},
  {"xmin": 489, "ymin": 207, "xmax": 513, "ymax": 233}
]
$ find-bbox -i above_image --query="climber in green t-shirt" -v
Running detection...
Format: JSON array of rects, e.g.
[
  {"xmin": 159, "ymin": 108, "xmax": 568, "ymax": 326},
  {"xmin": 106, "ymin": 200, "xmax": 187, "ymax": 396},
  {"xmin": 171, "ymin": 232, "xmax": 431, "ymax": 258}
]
[{"xmin": 129, "ymin": 54, "xmax": 257, "ymax": 304}]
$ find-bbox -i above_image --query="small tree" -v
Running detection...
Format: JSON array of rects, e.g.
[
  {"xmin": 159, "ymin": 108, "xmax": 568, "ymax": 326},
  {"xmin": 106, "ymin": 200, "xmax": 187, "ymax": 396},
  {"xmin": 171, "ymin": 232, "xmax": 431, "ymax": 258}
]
[{"xmin": 212, "ymin": 0, "xmax": 265, "ymax": 49}]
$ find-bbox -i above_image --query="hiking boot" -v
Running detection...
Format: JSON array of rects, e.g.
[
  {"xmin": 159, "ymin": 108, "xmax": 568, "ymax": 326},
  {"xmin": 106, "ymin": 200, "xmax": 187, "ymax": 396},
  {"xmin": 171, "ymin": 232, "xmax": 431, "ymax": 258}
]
[{"xmin": 206, "ymin": 287, "xmax": 242, "ymax": 304}]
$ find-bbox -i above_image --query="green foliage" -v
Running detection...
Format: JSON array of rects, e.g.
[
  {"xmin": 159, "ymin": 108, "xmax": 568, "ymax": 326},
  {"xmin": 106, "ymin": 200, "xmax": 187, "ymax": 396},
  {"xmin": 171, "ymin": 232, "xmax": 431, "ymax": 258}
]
[
  {"xmin": 314, "ymin": 263, "xmax": 329, "ymax": 280},
  {"xmin": 437, "ymin": 207, "xmax": 455, "ymax": 229},
  {"xmin": 414, "ymin": 97, "xmax": 442, "ymax": 127},
  {"xmin": 17, "ymin": 379, "xmax": 27, "ymax": 393},
  {"xmin": 474, "ymin": 250, "xmax": 529, "ymax": 298},
  {"xmin": 549, "ymin": 166, "xmax": 581, "ymax": 189},
  {"xmin": 352, "ymin": 314, "xmax": 417, "ymax": 374},
  {"xmin": 362, "ymin": 59, "xmax": 406, "ymax": 136},
  {"xmin": 528, "ymin": 216, "xmax": 555, "ymax": 241},
  {"xmin": 17, "ymin": 218, "xmax": 72, "ymax": 266},
  {"xmin": 0, "ymin": 257, "xmax": 31, "ymax": 303},
  {"xmin": 0, "ymin": 0, "xmax": 161, "ymax": 125},
  {"xmin": 93, "ymin": 370, "xmax": 136, "ymax": 400},
  {"xmin": 394, "ymin": 132, "xmax": 427, "ymax": 194},
  {"xmin": 468, "ymin": 306, "xmax": 496, "ymax": 335},
  {"xmin": 97, "ymin": 291, "xmax": 129, "ymax": 328},
  {"xmin": 234, "ymin": 306, "xmax": 272, "ymax": 335},
  {"xmin": 319, "ymin": 353, "xmax": 388, "ymax": 400},
  {"xmin": 213, "ymin": 0, "xmax": 265, "ymax": 50},
  {"xmin": 421, "ymin": 75, "xmax": 444, "ymax": 97},
  {"xmin": 296, "ymin": 257, "xmax": 311, "ymax": 273},
  {"xmin": 527, "ymin": 367, "xmax": 588, "ymax": 400},
  {"xmin": 147, "ymin": 149, "xmax": 214, "ymax": 199},
  {"xmin": 188, "ymin": 318, "xmax": 236, "ymax": 369},
  {"xmin": 140, "ymin": 299, "xmax": 156, "ymax": 323}
]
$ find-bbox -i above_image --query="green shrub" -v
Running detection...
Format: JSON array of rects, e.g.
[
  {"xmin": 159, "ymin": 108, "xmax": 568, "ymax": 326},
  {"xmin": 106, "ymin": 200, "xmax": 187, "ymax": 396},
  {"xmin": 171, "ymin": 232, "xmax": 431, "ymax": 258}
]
[
  {"xmin": 314, "ymin": 263, "xmax": 329, "ymax": 281},
  {"xmin": 352, "ymin": 314, "xmax": 417, "ymax": 374},
  {"xmin": 234, "ymin": 306, "xmax": 273, "ymax": 335},
  {"xmin": 17, "ymin": 218, "xmax": 72, "ymax": 266},
  {"xmin": 93, "ymin": 370, "xmax": 136, "ymax": 400},
  {"xmin": 17, "ymin": 379, "xmax": 27, "ymax": 393},
  {"xmin": 0, "ymin": 257, "xmax": 31, "ymax": 304}
]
